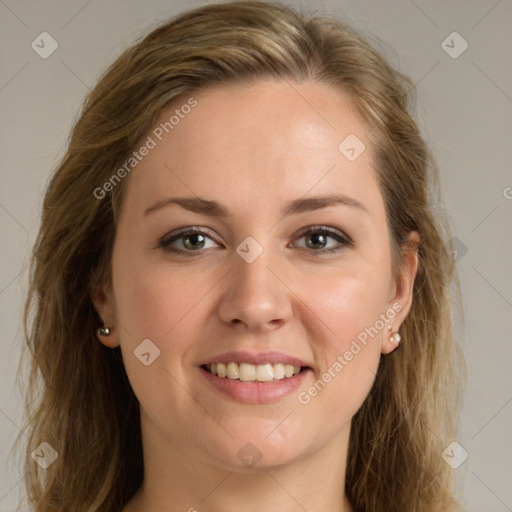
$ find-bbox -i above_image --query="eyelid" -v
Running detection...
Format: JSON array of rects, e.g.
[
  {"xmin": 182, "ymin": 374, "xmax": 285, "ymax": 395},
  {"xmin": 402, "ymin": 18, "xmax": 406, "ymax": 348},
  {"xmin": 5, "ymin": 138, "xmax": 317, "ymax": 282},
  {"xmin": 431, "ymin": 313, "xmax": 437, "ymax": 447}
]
[
  {"xmin": 157, "ymin": 226, "xmax": 221, "ymax": 250},
  {"xmin": 293, "ymin": 225, "xmax": 353, "ymax": 245}
]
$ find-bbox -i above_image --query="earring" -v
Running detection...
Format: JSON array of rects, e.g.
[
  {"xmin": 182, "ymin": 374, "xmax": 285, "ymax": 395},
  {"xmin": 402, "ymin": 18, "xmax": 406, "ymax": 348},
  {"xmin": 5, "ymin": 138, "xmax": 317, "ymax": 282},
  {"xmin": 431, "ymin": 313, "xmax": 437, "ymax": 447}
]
[
  {"xmin": 387, "ymin": 324, "xmax": 401, "ymax": 344},
  {"xmin": 97, "ymin": 326, "xmax": 112, "ymax": 337}
]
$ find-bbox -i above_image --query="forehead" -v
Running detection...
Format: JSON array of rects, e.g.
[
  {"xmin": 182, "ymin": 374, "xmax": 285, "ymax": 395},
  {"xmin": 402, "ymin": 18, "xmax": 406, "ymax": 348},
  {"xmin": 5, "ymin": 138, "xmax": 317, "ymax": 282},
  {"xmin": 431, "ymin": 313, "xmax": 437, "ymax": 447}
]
[{"xmin": 119, "ymin": 79, "xmax": 384, "ymax": 223}]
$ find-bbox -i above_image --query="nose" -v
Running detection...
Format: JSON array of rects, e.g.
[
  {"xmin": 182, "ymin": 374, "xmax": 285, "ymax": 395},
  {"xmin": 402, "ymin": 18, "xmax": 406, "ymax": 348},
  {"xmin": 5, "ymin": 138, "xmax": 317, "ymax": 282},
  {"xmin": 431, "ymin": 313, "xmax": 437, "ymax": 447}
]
[{"xmin": 217, "ymin": 245, "xmax": 293, "ymax": 334}]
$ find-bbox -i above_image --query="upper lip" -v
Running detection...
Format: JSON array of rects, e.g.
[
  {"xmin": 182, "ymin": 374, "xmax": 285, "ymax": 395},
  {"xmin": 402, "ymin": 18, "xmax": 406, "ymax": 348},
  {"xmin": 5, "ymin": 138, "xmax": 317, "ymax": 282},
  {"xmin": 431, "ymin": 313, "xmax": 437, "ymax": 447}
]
[{"xmin": 200, "ymin": 351, "xmax": 309, "ymax": 367}]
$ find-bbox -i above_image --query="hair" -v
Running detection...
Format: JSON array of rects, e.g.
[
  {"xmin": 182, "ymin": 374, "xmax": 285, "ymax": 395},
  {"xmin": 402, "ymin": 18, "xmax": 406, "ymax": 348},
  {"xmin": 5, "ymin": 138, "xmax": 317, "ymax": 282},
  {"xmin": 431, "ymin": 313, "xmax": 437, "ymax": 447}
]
[{"xmin": 17, "ymin": 1, "xmax": 465, "ymax": 511}]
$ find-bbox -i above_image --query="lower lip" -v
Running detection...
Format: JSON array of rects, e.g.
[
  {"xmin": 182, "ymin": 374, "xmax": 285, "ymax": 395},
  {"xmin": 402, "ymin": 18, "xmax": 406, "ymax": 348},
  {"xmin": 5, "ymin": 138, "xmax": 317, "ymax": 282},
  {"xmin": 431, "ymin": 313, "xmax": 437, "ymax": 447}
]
[{"xmin": 199, "ymin": 366, "xmax": 311, "ymax": 404}]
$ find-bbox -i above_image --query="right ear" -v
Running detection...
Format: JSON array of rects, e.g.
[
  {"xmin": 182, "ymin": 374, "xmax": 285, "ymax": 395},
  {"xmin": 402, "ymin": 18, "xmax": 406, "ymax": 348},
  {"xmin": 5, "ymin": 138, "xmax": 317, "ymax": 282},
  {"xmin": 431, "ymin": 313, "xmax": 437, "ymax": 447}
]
[{"xmin": 91, "ymin": 283, "xmax": 120, "ymax": 348}]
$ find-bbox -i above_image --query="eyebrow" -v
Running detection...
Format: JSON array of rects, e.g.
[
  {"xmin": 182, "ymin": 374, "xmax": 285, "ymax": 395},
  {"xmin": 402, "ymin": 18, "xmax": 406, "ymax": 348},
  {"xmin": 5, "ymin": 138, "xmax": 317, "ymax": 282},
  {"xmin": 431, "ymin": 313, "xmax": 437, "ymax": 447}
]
[{"xmin": 144, "ymin": 193, "xmax": 368, "ymax": 218}]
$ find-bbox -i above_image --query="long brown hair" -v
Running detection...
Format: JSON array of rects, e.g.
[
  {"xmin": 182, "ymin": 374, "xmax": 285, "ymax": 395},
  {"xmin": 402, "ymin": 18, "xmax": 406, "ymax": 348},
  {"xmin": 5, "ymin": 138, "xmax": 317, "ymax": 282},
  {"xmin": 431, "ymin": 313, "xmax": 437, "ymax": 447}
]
[{"xmin": 17, "ymin": 2, "xmax": 465, "ymax": 510}]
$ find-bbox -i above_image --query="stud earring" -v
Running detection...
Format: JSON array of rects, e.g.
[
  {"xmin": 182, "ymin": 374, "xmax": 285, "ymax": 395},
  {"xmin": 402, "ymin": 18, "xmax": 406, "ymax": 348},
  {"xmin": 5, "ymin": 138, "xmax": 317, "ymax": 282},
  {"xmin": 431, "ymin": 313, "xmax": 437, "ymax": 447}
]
[
  {"xmin": 97, "ymin": 326, "xmax": 112, "ymax": 337},
  {"xmin": 387, "ymin": 324, "xmax": 401, "ymax": 344},
  {"xmin": 390, "ymin": 332, "xmax": 401, "ymax": 344}
]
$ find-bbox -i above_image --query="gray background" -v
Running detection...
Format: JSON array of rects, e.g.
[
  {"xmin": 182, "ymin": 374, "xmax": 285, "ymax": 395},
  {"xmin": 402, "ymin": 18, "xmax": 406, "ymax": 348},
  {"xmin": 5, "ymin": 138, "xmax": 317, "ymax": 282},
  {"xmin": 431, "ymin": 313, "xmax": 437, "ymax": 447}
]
[{"xmin": 1, "ymin": 0, "xmax": 511, "ymax": 510}]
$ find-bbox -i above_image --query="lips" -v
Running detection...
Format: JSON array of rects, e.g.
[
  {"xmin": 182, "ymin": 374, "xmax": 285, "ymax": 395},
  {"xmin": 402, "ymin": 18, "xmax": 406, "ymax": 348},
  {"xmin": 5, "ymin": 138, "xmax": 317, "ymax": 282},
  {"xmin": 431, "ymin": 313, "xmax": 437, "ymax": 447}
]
[{"xmin": 198, "ymin": 351, "xmax": 312, "ymax": 403}]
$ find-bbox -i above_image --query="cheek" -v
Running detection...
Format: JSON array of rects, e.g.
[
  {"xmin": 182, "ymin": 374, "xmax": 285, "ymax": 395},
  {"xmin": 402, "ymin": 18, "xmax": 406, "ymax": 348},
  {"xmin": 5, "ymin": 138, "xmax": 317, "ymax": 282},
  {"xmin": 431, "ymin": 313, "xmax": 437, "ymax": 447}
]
[
  {"xmin": 113, "ymin": 252, "xmax": 210, "ymax": 340},
  {"xmin": 111, "ymin": 256, "xmax": 211, "ymax": 421},
  {"xmin": 297, "ymin": 261, "xmax": 391, "ymax": 351},
  {"xmin": 111, "ymin": 252, "xmax": 224, "ymax": 404},
  {"xmin": 292, "ymin": 264, "xmax": 390, "ymax": 412}
]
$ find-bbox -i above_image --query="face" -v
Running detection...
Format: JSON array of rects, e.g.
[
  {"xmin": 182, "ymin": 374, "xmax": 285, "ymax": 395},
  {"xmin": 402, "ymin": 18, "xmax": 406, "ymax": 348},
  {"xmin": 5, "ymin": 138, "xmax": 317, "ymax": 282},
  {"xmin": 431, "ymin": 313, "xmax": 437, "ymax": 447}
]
[{"xmin": 93, "ymin": 79, "xmax": 418, "ymax": 471}]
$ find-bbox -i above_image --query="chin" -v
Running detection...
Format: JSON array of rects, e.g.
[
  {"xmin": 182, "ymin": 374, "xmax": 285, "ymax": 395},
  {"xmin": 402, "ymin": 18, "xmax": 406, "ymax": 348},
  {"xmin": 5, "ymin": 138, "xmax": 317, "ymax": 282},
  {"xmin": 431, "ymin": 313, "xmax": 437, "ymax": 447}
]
[{"xmin": 202, "ymin": 421, "xmax": 314, "ymax": 472}]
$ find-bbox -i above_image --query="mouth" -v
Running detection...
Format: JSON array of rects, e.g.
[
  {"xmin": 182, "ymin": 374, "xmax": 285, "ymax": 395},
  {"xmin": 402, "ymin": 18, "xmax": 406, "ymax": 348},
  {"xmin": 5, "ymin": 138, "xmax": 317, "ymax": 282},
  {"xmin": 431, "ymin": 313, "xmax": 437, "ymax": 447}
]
[
  {"xmin": 202, "ymin": 362, "xmax": 306, "ymax": 382},
  {"xmin": 199, "ymin": 352, "xmax": 312, "ymax": 404}
]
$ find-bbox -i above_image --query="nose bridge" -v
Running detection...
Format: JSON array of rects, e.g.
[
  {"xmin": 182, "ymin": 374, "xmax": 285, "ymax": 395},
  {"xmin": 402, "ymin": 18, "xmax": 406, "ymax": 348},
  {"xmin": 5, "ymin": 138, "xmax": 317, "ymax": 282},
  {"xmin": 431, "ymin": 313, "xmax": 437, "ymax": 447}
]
[
  {"xmin": 217, "ymin": 237, "xmax": 291, "ymax": 331},
  {"xmin": 233, "ymin": 245, "xmax": 274, "ymax": 296}
]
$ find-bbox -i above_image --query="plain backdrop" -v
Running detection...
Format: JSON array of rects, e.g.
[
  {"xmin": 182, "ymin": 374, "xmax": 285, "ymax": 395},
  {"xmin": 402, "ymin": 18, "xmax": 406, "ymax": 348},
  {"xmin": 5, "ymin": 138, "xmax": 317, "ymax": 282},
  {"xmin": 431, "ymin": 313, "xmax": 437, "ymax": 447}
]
[{"xmin": 1, "ymin": 1, "xmax": 511, "ymax": 510}]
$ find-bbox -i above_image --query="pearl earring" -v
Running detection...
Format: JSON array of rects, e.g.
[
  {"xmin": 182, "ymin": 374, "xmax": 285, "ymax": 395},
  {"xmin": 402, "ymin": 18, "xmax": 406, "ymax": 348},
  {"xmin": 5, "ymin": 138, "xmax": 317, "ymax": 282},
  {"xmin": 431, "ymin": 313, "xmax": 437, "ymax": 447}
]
[
  {"xmin": 390, "ymin": 332, "xmax": 401, "ymax": 344},
  {"xmin": 387, "ymin": 324, "xmax": 401, "ymax": 344}
]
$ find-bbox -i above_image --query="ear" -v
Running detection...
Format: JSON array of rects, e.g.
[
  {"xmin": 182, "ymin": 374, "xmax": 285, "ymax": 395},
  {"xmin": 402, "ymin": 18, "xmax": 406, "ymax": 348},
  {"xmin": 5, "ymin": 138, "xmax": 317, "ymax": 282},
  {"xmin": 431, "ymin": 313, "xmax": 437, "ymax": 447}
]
[
  {"xmin": 91, "ymin": 282, "xmax": 120, "ymax": 349},
  {"xmin": 381, "ymin": 231, "xmax": 420, "ymax": 355}
]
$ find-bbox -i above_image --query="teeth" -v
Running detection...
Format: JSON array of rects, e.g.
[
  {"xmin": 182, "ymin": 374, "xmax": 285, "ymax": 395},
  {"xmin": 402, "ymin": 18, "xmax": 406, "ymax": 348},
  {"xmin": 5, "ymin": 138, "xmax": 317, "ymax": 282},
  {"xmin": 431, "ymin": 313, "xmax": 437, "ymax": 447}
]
[
  {"xmin": 239, "ymin": 362, "xmax": 256, "ymax": 381},
  {"xmin": 227, "ymin": 362, "xmax": 239, "ymax": 379},
  {"xmin": 274, "ymin": 363, "xmax": 285, "ymax": 379},
  {"xmin": 217, "ymin": 363, "xmax": 227, "ymax": 378},
  {"xmin": 256, "ymin": 363, "xmax": 274, "ymax": 382},
  {"xmin": 206, "ymin": 362, "xmax": 302, "ymax": 382}
]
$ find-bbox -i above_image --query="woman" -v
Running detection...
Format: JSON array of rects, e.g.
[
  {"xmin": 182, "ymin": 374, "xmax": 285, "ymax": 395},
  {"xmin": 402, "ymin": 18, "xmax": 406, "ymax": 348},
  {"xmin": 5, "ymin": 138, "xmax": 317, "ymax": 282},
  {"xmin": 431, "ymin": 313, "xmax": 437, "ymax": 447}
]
[{"xmin": 18, "ymin": 1, "xmax": 465, "ymax": 511}]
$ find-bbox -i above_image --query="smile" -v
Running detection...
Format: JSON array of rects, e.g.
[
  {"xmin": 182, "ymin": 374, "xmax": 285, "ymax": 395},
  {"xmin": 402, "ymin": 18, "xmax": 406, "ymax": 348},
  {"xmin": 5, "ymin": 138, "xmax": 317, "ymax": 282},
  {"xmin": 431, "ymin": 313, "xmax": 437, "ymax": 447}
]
[{"xmin": 203, "ymin": 362, "xmax": 302, "ymax": 382}]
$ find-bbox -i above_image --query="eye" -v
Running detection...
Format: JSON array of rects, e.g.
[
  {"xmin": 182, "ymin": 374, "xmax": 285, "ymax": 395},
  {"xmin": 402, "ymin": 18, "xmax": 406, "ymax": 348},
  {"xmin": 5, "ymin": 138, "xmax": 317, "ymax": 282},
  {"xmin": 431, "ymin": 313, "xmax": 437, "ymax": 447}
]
[
  {"xmin": 291, "ymin": 226, "xmax": 353, "ymax": 254},
  {"xmin": 157, "ymin": 227, "xmax": 220, "ymax": 256}
]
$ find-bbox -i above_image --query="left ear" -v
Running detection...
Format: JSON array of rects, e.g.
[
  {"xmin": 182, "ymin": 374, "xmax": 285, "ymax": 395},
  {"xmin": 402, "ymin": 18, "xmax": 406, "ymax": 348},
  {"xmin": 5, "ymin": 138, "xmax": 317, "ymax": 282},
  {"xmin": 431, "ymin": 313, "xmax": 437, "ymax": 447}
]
[{"xmin": 382, "ymin": 230, "xmax": 420, "ymax": 355}]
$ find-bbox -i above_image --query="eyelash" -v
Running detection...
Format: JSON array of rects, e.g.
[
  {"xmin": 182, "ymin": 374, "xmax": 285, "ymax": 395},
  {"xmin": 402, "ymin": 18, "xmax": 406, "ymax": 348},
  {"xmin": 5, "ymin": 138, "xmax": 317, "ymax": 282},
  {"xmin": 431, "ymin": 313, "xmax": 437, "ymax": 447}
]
[{"xmin": 156, "ymin": 225, "xmax": 353, "ymax": 257}]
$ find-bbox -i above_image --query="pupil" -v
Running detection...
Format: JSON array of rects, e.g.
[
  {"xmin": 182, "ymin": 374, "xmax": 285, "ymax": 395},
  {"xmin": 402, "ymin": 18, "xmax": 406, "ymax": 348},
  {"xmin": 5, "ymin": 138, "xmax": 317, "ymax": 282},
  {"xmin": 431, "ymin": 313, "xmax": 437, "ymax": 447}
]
[
  {"xmin": 185, "ymin": 234, "xmax": 204, "ymax": 249},
  {"xmin": 307, "ymin": 233, "xmax": 326, "ymax": 249}
]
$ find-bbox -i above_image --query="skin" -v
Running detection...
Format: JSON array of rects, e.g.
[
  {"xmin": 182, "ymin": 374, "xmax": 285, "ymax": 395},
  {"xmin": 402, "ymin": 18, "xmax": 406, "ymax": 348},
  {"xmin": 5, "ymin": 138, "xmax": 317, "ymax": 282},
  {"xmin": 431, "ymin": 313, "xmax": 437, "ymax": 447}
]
[{"xmin": 93, "ymin": 79, "xmax": 419, "ymax": 512}]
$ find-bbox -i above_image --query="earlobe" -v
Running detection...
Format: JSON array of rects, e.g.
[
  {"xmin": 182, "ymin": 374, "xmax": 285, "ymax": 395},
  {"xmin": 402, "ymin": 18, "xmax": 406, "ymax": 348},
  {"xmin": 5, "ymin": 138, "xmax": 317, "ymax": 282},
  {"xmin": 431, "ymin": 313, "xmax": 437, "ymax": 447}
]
[
  {"xmin": 91, "ymin": 285, "xmax": 120, "ymax": 348},
  {"xmin": 96, "ymin": 325, "xmax": 119, "ymax": 348}
]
